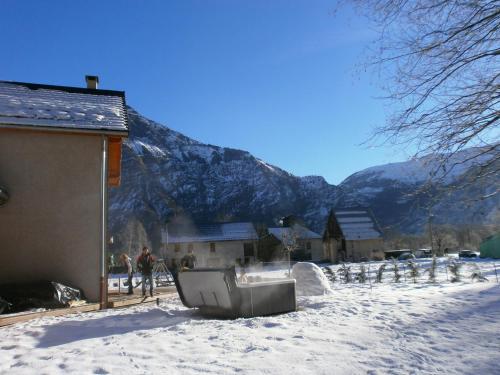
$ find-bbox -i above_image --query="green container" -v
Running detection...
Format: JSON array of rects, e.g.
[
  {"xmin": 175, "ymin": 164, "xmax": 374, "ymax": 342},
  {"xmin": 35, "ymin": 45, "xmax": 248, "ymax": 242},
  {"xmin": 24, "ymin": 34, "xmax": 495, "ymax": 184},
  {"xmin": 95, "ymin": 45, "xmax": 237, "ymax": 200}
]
[{"xmin": 480, "ymin": 233, "xmax": 500, "ymax": 259}]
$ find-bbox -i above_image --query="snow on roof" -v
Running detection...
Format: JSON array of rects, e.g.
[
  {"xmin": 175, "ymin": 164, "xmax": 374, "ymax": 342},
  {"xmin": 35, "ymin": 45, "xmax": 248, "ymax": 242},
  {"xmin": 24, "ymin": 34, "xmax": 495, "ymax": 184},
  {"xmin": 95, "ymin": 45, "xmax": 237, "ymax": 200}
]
[
  {"xmin": 334, "ymin": 208, "xmax": 382, "ymax": 240},
  {"xmin": 0, "ymin": 81, "xmax": 128, "ymax": 134},
  {"xmin": 163, "ymin": 222, "xmax": 258, "ymax": 244},
  {"xmin": 268, "ymin": 225, "xmax": 322, "ymax": 243}
]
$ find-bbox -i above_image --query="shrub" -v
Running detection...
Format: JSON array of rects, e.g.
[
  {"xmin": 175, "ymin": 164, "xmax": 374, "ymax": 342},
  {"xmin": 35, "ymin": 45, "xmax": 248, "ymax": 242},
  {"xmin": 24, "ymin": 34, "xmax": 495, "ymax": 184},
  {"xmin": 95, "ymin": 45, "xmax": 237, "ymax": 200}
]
[
  {"xmin": 337, "ymin": 263, "xmax": 353, "ymax": 283},
  {"xmin": 407, "ymin": 260, "xmax": 419, "ymax": 283},
  {"xmin": 376, "ymin": 264, "xmax": 386, "ymax": 283},
  {"xmin": 357, "ymin": 264, "xmax": 367, "ymax": 283},
  {"xmin": 470, "ymin": 264, "xmax": 488, "ymax": 282},
  {"xmin": 322, "ymin": 266, "xmax": 337, "ymax": 283},
  {"xmin": 448, "ymin": 258, "xmax": 462, "ymax": 282},
  {"xmin": 425, "ymin": 256, "xmax": 438, "ymax": 283},
  {"xmin": 392, "ymin": 259, "xmax": 402, "ymax": 283}
]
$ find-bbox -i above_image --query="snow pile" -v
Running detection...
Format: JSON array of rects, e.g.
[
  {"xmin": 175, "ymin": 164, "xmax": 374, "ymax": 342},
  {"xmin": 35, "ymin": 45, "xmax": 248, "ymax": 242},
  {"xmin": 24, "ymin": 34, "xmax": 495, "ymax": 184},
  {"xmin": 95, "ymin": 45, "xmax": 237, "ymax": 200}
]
[{"xmin": 291, "ymin": 262, "xmax": 333, "ymax": 296}]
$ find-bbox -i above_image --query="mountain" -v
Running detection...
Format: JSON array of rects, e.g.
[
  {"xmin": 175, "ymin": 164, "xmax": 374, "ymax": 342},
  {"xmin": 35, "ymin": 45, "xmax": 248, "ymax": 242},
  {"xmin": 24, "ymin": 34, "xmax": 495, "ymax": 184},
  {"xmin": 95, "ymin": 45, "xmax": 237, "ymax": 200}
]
[
  {"xmin": 108, "ymin": 108, "xmax": 339, "ymax": 250},
  {"xmin": 108, "ymin": 107, "xmax": 499, "ymax": 251},
  {"xmin": 338, "ymin": 149, "xmax": 499, "ymax": 233}
]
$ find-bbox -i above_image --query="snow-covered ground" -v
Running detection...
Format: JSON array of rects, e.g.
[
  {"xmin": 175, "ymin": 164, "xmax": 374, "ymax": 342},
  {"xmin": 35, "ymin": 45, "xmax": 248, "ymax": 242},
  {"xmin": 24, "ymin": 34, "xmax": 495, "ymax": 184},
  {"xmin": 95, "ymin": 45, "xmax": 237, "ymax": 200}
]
[{"xmin": 1, "ymin": 259, "xmax": 499, "ymax": 374}]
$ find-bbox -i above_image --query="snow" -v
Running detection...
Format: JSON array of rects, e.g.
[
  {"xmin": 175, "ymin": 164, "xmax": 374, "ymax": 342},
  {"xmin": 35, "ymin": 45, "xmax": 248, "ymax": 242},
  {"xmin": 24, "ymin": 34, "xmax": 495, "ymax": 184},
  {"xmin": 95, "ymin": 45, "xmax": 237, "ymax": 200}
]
[
  {"xmin": 1, "ymin": 259, "xmax": 499, "ymax": 374},
  {"xmin": 355, "ymin": 148, "xmax": 495, "ymax": 185},
  {"xmin": 0, "ymin": 82, "xmax": 127, "ymax": 132},
  {"xmin": 291, "ymin": 262, "xmax": 332, "ymax": 296},
  {"xmin": 256, "ymin": 159, "xmax": 277, "ymax": 173},
  {"xmin": 127, "ymin": 140, "xmax": 167, "ymax": 158}
]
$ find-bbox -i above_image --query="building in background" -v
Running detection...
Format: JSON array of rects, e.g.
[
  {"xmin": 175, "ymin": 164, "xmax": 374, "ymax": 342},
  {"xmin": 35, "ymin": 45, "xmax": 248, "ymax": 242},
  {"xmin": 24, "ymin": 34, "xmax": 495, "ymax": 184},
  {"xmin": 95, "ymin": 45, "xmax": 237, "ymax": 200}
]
[
  {"xmin": 268, "ymin": 224, "xmax": 323, "ymax": 262},
  {"xmin": 162, "ymin": 222, "xmax": 259, "ymax": 268},
  {"xmin": 0, "ymin": 77, "xmax": 128, "ymax": 306},
  {"xmin": 323, "ymin": 208, "xmax": 385, "ymax": 263}
]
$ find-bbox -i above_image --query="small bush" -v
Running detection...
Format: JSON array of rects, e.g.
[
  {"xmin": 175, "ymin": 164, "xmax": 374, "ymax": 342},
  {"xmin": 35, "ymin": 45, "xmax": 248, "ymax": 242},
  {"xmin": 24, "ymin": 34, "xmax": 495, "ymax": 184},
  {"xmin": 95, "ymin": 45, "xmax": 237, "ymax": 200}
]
[
  {"xmin": 470, "ymin": 264, "xmax": 488, "ymax": 282},
  {"xmin": 376, "ymin": 264, "xmax": 386, "ymax": 283},
  {"xmin": 392, "ymin": 259, "xmax": 402, "ymax": 283},
  {"xmin": 448, "ymin": 258, "xmax": 462, "ymax": 282},
  {"xmin": 425, "ymin": 256, "xmax": 438, "ymax": 283},
  {"xmin": 337, "ymin": 263, "xmax": 353, "ymax": 283},
  {"xmin": 407, "ymin": 260, "xmax": 419, "ymax": 283},
  {"xmin": 357, "ymin": 265, "xmax": 367, "ymax": 283},
  {"xmin": 322, "ymin": 266, "xmax": 337, "ymax": 283}
]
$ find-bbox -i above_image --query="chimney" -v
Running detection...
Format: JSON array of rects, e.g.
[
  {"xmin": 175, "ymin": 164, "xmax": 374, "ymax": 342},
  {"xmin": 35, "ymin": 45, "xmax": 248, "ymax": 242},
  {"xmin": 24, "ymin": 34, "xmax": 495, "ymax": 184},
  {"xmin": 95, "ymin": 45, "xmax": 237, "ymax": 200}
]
[{"xmin": 85, "ymin": 75, "xmax": 99, "ymax": 89}]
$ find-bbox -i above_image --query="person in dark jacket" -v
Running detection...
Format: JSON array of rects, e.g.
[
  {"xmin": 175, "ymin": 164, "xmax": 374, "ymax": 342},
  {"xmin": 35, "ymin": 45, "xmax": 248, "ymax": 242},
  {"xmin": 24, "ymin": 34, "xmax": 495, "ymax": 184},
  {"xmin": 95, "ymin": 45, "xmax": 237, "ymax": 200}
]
[
  {"xmin": 137, "ymin": 247, "xmax": 155, "ymax": 297},
  {"xmin": 181, "ymin": 249, "xmax": 197, "ymax": 270}
]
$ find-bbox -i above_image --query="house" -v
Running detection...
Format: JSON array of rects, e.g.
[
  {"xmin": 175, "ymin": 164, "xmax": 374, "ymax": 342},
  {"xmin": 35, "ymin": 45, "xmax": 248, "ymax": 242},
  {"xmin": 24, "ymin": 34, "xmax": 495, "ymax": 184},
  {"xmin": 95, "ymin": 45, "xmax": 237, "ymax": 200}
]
[
  {"xmin": 162, "ymin": 222, "xmax": 259, "ymax": 268},
  {"xmin": 0, "ymin": 77, "xmax": 128, "ymax": 306},
  {"xmin": 268, "ymin": 224, "xmax": 323, "ymax": 262},
  {"xmin": 323, "ymin": 208, "xmax": 385, "ymax": 262}
]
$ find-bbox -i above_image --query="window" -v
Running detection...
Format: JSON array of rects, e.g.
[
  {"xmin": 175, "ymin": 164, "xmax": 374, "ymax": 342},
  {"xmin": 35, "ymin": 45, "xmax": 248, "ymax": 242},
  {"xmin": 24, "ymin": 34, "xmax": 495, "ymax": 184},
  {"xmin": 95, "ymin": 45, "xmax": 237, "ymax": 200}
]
[
  {"xmin": 306, "ymin": 242, "xmax": 311, "ymax": 250},
  {"xmin": 244, "ymin": 243, "xmax": 254, "ymax": 257},
  {"xmin": 174, "ymin": 244, "xmax": 181, "ymax": 253},
  {"xmin": 210, "ymin": 243, "xmax": 216, "ymax": 253}
]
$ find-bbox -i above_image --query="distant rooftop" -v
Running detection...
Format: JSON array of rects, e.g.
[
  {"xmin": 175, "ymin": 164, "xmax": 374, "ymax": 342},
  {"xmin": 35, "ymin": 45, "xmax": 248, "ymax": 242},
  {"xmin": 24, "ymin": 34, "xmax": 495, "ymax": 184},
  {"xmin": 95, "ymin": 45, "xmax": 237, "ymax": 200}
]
[
  {"xmin": 268, "ymin": 224, "xmax": 322, "ymax": 244},
  {"xmin": 0, "ymin": 81, "xmax": 128, "ymax": 134},
  {"xmin": 163, "ymin": 222, "xmax": 258, "ymax": 244},
  {"xmin": 334, "ymin": 208, "xmax": 382, "ymax": 240}
]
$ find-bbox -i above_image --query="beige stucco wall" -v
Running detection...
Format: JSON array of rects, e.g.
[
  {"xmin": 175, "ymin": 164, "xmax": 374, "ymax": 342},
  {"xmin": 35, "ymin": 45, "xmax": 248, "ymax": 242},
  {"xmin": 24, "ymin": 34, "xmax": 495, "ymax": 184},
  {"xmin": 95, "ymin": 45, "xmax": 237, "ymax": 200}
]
[
  {"xmin": 164, "ymin": 240, "xmax": 257, "ymax": 268},
  {"xmin": 346, "ymin": 238, "xmax": 384, "ymax": 262},
  {"xmin": 324, "ymin": 238, "xmax": 385, "ymax": 263},
  {"xmin": 309, "ymin": 239, "xmax": 324, "ymax": 261},
  {"xmin": 0, "ymin": 130, "xmax": 103, "ymax": 301}
]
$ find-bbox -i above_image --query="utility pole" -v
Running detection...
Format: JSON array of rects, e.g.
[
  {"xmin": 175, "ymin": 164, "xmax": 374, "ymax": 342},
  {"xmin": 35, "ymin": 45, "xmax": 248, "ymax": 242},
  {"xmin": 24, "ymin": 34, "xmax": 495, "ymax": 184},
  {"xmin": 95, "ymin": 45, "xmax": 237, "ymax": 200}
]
[{"xmin": 428, "ymin": 212, "xmax": 435, "ymax": 256}]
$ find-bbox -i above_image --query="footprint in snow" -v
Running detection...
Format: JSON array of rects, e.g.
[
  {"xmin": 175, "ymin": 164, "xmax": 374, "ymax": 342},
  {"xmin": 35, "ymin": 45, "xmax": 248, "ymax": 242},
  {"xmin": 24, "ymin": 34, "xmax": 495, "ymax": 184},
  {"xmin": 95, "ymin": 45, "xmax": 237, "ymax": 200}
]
[
  {"xmin": 1, "ymin": 345, "xmax": 18, "ymax": 350},
  {"xmin": 93, "ymin": 367, "xmax": 110, "ymax": 374},
  {"xmin": 263, "ymin": 322, "xmax": 281, "ymax": 328}
]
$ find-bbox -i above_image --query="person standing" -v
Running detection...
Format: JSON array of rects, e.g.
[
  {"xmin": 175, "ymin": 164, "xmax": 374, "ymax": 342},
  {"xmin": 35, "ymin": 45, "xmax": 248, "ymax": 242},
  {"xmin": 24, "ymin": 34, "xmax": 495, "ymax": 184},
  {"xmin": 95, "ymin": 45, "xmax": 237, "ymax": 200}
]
[
  {"xmin": 137, "ymin": 247, "xmax": 154, "ymax": 297},
  {"xmin": 181, "ymin": 248, "xmax": 197, "ymax": 270},
  {"xmin": 120, "ymin": 253, "xmax": 134, "ymax": 295}
]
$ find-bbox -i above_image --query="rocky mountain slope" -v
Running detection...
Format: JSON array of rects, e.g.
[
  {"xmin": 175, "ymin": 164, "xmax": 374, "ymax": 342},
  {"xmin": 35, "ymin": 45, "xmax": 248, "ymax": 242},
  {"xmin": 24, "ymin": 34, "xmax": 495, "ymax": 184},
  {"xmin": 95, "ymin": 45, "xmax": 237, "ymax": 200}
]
[{"xmin": 108, "ymin": 107, "xmax": 499, "ymax": 251}]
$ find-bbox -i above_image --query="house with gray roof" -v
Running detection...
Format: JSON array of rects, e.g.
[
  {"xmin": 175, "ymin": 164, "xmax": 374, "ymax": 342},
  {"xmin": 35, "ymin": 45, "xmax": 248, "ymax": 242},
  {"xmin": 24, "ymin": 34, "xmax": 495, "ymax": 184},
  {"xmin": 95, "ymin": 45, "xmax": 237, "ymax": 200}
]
[
  {"xmin": 323, "ymin": 208, "xmax": 385, "ymax": 262},
  {"xmin": 0, "ymin": 77, "xmax": 128, "ymax": 306},
  {"xmin": 268, "ymin": 224, "xmax": 324, "ymax": 262},
  {"xmin": 162, "ymin": 222, "xmax": 259, "ymax": 268}
]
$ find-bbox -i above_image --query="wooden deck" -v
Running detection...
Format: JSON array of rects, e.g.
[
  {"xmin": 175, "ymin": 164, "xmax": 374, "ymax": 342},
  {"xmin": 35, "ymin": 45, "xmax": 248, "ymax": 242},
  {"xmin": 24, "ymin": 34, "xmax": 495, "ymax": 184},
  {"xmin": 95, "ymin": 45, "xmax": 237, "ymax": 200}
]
[
  {"xmin": 0, "ymin": 287, "xmax": 178, "ymax": 328},
  {"xmin": 107, "ymin": 286, "xmax": 177, "ymax": 308}
]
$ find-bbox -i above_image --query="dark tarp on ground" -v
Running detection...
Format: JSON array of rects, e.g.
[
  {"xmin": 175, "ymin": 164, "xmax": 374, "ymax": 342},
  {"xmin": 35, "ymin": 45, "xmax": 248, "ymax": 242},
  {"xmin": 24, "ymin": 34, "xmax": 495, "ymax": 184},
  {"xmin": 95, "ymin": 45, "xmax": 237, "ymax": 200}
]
[{"xmin": 0, "ymin": 281, "xmax": 85, "ymax": 314}]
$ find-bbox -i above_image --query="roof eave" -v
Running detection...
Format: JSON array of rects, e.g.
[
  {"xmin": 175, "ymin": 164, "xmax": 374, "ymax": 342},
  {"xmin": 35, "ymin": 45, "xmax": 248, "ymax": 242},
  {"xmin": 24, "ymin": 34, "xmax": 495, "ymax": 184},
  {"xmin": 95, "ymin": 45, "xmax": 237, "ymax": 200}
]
[{"xmin": 0, "ymin": 122, "xmax": 129, "ymax": 137}]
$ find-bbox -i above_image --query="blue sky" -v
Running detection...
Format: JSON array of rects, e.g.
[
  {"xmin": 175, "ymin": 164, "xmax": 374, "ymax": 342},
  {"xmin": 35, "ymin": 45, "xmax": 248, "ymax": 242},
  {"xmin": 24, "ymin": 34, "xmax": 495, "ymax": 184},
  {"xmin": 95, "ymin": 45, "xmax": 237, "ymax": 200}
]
[{"xmin": 0, "ymin": 0, "xmax": 410, "ymax": 184}]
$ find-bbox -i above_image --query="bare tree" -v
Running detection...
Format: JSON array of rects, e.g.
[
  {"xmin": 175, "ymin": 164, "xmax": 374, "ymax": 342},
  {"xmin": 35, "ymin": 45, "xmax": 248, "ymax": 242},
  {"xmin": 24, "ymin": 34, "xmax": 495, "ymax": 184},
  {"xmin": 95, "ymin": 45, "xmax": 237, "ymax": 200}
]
[
  {"xmin": 281, "ymin": 228, "xmax": 299, "ymax": 276},
  {"xmin": 350, "ymin": 0, "xmax": 500, "ymax": 195}
]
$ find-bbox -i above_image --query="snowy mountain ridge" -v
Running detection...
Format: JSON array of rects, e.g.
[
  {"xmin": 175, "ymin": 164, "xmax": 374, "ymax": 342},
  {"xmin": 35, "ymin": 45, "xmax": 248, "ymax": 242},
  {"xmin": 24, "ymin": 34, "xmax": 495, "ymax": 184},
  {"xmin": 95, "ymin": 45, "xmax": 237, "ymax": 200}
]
[
  {"xmin": 347, "ymin": 147, "xmax": 495, "ymax": 186},
  {"xmin": 108, "ymin": 107, "xmax": 498, "ymax": 249}
]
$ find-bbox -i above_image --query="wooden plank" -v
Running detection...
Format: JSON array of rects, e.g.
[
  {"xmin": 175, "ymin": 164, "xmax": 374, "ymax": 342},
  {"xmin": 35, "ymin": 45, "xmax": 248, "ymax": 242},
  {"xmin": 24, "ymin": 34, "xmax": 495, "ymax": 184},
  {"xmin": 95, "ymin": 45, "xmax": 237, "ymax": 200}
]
[
  {"xmin": 0, "ymin": 290, "xmax": 177, "ymax": 327},
  {"xmin": 0, "ymin": 303, "xmax": 101, "ymax": 328},
  {"xmin": 107, "ymin": 296, "xmax": 157, "ymax": 309},
  {"xmin": 107, "ymin": 291, "xmax": 176, "ymax": 308}
]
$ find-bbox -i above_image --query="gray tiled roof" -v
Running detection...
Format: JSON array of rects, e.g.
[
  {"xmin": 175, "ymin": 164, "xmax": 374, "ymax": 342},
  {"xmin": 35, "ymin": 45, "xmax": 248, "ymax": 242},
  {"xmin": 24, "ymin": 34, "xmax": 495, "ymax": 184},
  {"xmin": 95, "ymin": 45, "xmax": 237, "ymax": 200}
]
[
  {"xmin": 0, "ymin": 81, "xmax": 128, "ymax": 134},
  {"xmin": 163, "ymin": 222, "xmax": 258, "ymax": 244},
  {"xmin": 268, "ymin": 225, "xmax": 322, "ymax": 243},
  {"xmin": 334, "ymin": 208, "xmax": 382, "ymax": 240}
]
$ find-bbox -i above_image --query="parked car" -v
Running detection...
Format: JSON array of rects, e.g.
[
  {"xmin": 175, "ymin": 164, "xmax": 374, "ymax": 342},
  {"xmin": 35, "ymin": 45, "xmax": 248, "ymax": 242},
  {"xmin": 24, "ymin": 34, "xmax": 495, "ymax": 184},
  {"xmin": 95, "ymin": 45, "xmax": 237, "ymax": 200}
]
[
  {"xmin": 398, "ymin": 252, "xmax": 416, "ymax": 261},
  {"xmin": 414, "ymin": 249, "xmax": 433, "ymax": 258},
  {"xmin": 458, "ymin": 250, "xmax": 478, "ymax": 258}
]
